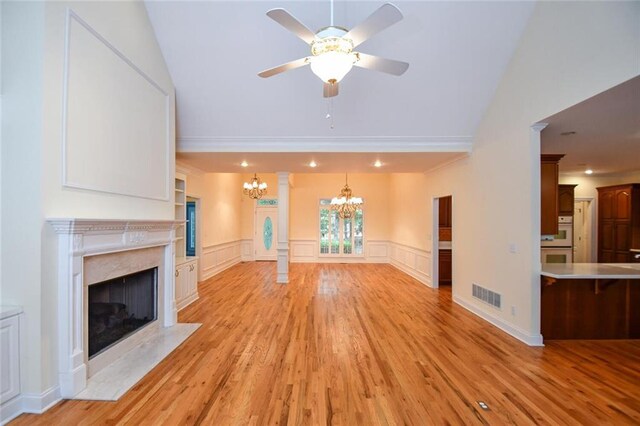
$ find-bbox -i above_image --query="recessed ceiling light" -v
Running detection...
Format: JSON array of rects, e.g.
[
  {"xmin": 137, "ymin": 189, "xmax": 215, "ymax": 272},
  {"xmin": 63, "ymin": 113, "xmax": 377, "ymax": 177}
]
[
  {"xmin": 240, "ymin": 161, "xmax": 248, "ymax": 168},
  {"xmin": 374, "ymin": 160, "xmax": 382, "ymax": 168},
  {"xmin": 560, "ymin": 131, "xmax": 577, "ymax": 136},
  {"xmin": 309, "ymin": 160, "xmax": 317, "ymax": 168},
  {"xmin": 585, "ymin": 169, "xmax": 593, "ymax": 175}
]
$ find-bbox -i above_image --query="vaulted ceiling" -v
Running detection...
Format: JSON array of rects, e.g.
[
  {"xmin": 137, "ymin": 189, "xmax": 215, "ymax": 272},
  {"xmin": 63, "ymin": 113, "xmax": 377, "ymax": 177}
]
[{"xmin": 145, "ymin": 1, "xmax": 536, "ymax": 170}]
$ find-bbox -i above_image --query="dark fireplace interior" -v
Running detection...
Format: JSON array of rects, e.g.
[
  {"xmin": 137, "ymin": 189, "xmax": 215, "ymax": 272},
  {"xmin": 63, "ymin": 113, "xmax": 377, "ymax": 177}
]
[{"xmin": 88, "ymin": 267, "xmax": 157, "ymax": 358}]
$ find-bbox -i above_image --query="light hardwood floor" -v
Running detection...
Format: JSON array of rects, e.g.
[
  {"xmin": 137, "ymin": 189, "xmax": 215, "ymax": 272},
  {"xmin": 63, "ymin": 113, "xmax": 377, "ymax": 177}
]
[{"xmin": 12, "ymin": 262, "xmax": 640, "ymax": 425}]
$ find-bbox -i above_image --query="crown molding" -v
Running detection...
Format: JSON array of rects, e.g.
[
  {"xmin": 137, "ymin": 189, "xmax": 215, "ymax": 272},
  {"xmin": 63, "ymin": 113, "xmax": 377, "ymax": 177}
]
[{"xmin": 178, "ymin": 136, "xmax": 473, "ymax": 153}]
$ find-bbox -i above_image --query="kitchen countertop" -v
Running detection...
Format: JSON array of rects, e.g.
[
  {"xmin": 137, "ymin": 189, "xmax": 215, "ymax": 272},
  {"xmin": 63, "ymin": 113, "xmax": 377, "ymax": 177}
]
[{"xmin": 541, "ymin": 263, "xmax": 640, "ymax": 279}]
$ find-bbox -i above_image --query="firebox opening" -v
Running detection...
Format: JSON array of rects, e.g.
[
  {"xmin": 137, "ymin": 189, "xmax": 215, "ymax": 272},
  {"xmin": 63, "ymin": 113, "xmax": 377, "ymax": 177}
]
[{"xmin": 88, "ymin": 267, "xmax": 158, "ymax": 359}]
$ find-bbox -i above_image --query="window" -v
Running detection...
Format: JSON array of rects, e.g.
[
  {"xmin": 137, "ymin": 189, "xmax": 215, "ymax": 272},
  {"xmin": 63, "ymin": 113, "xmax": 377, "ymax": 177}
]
[{"xmin": 319, "ymin": 199, "xmax": 364, "ymax": 256}]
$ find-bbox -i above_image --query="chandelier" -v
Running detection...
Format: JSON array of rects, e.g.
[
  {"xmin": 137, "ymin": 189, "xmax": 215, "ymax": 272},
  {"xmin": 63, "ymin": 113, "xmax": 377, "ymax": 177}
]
[
  {"xmin": 243, "ymin": 174, "xmax": 268, "ymax": 199},
  {"xmin": 330, "ymin": 174, "xmax": 363, "ymax": 219}
]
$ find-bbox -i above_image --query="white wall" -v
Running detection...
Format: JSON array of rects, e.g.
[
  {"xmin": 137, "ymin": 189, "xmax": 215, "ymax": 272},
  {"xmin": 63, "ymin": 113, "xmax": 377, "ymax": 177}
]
[
  {"xmin": 560, "ymin": 172, "xmax": 640, "ymax": 200},
  {"xmin": 393, "ymin": 1, "xmax": 640, "ymax": 345},
  {"xmin": 1, "ymin": 0, "xmax": 175, "ymax": 404}
]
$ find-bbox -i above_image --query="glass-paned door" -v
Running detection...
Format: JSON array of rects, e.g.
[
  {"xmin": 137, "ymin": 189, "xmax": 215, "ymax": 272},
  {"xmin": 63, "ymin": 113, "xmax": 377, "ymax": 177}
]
[
  {"xmin": 319, "ymin": 199, "xmax": 364, "ymax": 256},
  {"xmin": 186, "ymin": 201, "xmax": 196, "ymax": 257},
  {"xmin": 354, "ymin": 210, "xmax": 364, "ymax": 255}
]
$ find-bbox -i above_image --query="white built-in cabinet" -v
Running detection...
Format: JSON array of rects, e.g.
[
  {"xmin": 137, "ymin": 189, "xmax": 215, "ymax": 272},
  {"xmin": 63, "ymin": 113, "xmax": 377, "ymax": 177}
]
[
  {"xmin": 1, "ymin": 307, "xmax": 21, "ymax": 408},
  {"xmin": 175, "ymin": 258, "xmax": 198, "ymax": 311},
  {"xmin": 175, "ymin": 173, "xmax": 199, "ymax": 311}
]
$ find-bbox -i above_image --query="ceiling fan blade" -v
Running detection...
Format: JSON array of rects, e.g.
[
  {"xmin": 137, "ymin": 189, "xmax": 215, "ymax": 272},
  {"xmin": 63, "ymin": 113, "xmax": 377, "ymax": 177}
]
[
  {"xmin": 258, "ymin": 57, "xmax": 310, "ymax": 78},
  {"xmin": 344, "ymin": 3, "xmax": 403, "ymax": 48},
  {"xmin": 266, "ymin": 8, "xmax": 317, "ymax": 45},
  {"xmin": 354, "ymin": 53, "xmax": 409, "ymax": 76},
  {"xmin": 323, "ymin": 82, "xmax": 339, "ymax": 98}
]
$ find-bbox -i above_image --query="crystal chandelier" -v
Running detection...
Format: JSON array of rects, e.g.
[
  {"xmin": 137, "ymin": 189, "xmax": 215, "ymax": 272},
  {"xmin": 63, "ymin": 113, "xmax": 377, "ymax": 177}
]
[
  {"xmin": 243, "ymin": 173, "xmax": 268, "ymax": 199},
  {"xmin": 330, "ymin": 174, "xmax": 363, "ymax": 219}
]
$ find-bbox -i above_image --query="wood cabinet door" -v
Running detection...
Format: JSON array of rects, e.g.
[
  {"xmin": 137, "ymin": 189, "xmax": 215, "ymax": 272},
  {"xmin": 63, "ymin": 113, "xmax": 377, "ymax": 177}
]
[
  {"xmin": 439, "ymin": 196, "xmax": 452, "ymax": 228},
  {"xmin": 614, "ymin": 188, "xmax": 631, "ymax": 220},
  {"xmin": 600, "ymin": 222, "xmax": 614, "ymax": 250},
  {"xmin": 541, "ymin": 162, "xmax": 559, "ymax": 235},
  {"xmin": 439, "ymin": 250, "xmax": 452, "ymax": 285},
  {"xmin": 558, "ymin": 185, "xmax": 575, "ymax": 216},
  {"xmin": 599, "ymin": 189, "xmax": 614, "ymax": 220}
]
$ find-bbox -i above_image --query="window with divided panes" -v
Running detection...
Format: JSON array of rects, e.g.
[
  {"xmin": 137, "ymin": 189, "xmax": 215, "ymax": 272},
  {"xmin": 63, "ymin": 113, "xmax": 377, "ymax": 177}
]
[{"xmin": 319, "ymin": 199, "xmax": 364, "ymax": 256}]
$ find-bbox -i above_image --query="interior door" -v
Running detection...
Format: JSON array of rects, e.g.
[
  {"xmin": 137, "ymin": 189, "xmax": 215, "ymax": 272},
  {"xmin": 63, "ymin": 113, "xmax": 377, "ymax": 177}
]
[
  {"xmin": 255, "ymin": 207, "xmax": 277, "ymax": 261},
  {"xmin": 573, "ymin": 201, "xmax": 588, "ymax": 262}
]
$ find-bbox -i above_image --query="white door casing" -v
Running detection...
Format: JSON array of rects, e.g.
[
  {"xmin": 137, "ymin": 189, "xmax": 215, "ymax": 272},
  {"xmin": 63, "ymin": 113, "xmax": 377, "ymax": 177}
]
[{"xmin": 255, "ymin": 206, "xmax": 278, "ymax": 261}]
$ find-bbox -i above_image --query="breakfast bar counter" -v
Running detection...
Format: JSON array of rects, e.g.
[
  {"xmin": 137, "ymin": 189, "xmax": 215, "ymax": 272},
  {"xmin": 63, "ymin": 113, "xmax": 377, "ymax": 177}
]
[{"xmin": 541, "ymin": 263, "xmax": 640, "ymax": 340}]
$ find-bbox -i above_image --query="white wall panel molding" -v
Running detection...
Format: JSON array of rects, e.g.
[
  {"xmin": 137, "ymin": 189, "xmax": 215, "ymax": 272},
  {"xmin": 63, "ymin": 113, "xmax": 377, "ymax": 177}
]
[
  {"xmin": 389, "ymin": 242, "xmax": 432, "ymax": 287},
  {"xmin": 178, "ymin": 136, "xmax": 473, "ymax": 153},
  {"xmin": 240, "ymin": 239, "xmax": 254, "ymax": 262},
  {"xmin": 62, "ymin": 9, "xmax": 171, "ymax": 201},
  {"xmin": 290, "ymin": 240, "xmax": 389, "ymax": 264},
  {"xmin": 201, "ymin": 240, "xmax": 242, "ymax": 281}
]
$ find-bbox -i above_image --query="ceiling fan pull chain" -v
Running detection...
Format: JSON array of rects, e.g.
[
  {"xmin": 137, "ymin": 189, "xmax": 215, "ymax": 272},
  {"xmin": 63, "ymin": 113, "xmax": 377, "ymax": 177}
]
[{"xmin": 330, "ymin": 98, "xmax": 335, "ymax": 129}]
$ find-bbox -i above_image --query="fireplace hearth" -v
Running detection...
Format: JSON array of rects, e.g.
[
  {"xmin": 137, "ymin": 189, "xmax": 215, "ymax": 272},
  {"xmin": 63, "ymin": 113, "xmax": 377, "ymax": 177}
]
[{"xmin": 88, "ymin": 267, "xmax": 157, "ymax": 358}]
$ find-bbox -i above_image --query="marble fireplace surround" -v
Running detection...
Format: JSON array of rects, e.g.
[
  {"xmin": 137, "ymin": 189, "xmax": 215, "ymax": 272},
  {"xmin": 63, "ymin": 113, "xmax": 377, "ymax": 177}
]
[{"xmin": 48, "ymin": 218, "xmax": 182, "ymax": 398}]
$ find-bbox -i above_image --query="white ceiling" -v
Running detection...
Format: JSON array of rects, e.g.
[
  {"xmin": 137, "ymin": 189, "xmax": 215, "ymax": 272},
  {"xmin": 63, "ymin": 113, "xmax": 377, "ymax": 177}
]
[
  {"xmin": 147, "ymin": 1, "xmax": 535, "ymax": 173},
  {"xmin": 145, "ymin": 0, "xmax": 535, "ymax": 145},
  {"xmin": 541, "ymin": 75, "xmax": 640, "ymax": 176},
  {"xmin": 177, "ymin": 151, "xmax": 466, "ymax": 173}
]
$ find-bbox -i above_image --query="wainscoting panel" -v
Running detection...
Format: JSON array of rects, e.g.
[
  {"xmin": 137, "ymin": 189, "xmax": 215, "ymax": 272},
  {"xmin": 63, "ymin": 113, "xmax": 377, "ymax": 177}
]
[
  {"xmin": 201, "ymin": 240, "xmax": 242, "ymax": 281},
  {"xmin": 389, "ymin": 242, "xmax": 432, "ymax": 287},
  {"xmin": 290, "ymin": 240, "xmax": 389, "ymax": 263},
  {"xmin": 240, "ymin": 239, "xmax": 254, "ymax": 262},
  {"xmin": 290, "ymin": 240, "xmax": 316, "ymax": 262}
]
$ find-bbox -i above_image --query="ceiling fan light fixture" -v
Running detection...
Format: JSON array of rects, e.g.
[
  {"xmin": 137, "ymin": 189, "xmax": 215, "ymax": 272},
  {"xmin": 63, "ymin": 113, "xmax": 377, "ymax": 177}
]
[{"xmin": 310, "ymin": 51, "xmax": 356, "ymax": 83}]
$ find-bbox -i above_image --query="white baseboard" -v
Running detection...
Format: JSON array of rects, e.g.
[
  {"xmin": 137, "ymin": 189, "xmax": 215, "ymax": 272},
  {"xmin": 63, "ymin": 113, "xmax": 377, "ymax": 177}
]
[
  {"xmin": 1, "ymin": 394, "xmax": 23, "ymax": 425},
  {"xmin": 22, "ymin": 386, "xmax": 61, "ymax": 413},
  {"xmin": 2, "ymin": 385, "xmax": 63, "ymax": 424},
  {"xmin": 453, "ymin": 295, "xmax": 544, "ymax": 346},
  {"xmin": 388, "ymin": 242, "xmax": 433, "ymax": 287},
  {"xmin": 176, "ymin": 293, "xmax": 199, "ymax": 311}
]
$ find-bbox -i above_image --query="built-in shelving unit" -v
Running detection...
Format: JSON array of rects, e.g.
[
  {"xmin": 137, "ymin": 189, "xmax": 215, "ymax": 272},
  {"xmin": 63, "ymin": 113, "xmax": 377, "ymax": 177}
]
[
  {"xmin": 174, "ymin": 171, "xmax": 199, "ymax": 311},
  {"xmin": 175, "ymin": 174, "xmax": 186, "ymax": 259}
]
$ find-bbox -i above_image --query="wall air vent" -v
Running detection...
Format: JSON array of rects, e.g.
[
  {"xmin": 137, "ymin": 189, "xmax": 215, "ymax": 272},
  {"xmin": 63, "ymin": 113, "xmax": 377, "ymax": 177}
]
[{"xmin": 472, "ymin": 284, "xmax": 501, "ymax": 309}]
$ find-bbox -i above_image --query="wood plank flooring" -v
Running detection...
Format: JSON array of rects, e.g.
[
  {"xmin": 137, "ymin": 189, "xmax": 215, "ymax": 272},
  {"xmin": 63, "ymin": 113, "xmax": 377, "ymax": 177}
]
[{"xmin": 12, "ymin": 262, "xmax": 640, "ymax": 425}]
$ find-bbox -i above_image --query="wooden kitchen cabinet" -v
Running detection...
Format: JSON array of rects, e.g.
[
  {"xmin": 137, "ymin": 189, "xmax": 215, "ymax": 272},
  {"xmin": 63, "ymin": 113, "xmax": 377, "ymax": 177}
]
[
  {"xmin": 597, "ymin": 184, "xmax": 640, "ymax": 263},
  {"xmin": 439, "ymin": 249, "xmax": 452, "ymax": 285},
  {"xmin": 558, "ymin": 184, "xmax": 577, "ymax": 216},
  {"xmin": 541, "ymin": 154, "xmax": 564, "ymax": 235},
  {"xmin": 438, "ymin": 196, "xmax": 452, "ymax": 228}
]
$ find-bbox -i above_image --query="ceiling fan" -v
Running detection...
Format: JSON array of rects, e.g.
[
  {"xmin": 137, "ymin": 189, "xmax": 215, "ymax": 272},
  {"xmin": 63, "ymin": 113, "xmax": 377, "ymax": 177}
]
[{"xmin": 258, "ymin": 2, "xmax": 409, "ymax": 98}]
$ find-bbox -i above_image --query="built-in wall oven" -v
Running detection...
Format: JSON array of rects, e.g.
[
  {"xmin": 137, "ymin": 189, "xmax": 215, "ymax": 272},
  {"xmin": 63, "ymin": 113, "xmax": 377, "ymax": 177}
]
[
  {"xmin": 541, "ymin": 247, "xmax": 573, "ymax": 264},
  {"xmin": 541, "ymin": 216, "xmax": 573, "ymax": 263}
]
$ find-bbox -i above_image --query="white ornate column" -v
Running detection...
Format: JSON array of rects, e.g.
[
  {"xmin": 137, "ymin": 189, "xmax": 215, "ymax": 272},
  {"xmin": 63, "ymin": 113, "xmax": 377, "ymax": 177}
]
[{"xmin": 276, "ymin": 172, "xmax": 290, "ymax": 283}]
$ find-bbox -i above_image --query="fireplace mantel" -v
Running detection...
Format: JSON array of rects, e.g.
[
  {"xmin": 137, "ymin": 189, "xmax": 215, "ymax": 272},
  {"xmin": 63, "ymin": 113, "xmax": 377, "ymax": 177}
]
[{"xmin": 47, "ymin": 218, "xmax": 182, "ymax": 398}]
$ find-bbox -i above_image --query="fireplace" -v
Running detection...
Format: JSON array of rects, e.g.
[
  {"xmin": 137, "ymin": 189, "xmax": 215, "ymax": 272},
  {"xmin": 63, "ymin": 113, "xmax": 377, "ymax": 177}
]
[
  {"xmin": 48, "ymin": 218, "xmax": 181, "ymax": 398},
  {"xmin": 88, "ymin": 267, "xmax": 158, "ymax": 358}
]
